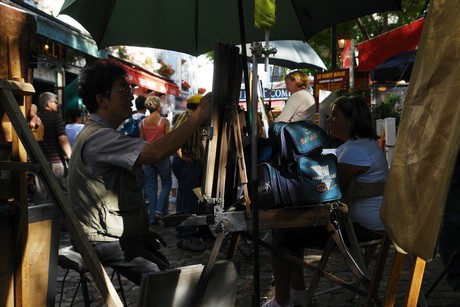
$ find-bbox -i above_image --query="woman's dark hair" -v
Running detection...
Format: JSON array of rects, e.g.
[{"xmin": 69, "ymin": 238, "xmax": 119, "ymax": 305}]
[
  {"xmin": 78, "ymin": 59, "xmax": 127, "ymax": 113},
  {"xmin": 332, "ymin": 95, "xmax": 378, "ymax": 140}
]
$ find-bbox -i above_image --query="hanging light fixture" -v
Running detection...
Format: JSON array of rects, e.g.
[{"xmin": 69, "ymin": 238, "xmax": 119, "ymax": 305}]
[{"xmin": 337, "ymin": 35, "xmax": 346, "ymax": 51}]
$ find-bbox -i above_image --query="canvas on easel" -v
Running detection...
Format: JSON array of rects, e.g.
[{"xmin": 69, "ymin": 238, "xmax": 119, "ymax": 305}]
[{"xmin": 372, "ymin": 0, "xmax": 460, "ymax": 305}]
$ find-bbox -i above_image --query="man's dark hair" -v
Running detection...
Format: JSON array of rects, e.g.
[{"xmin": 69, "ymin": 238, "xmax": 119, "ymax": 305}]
[
  {"xmin": 78, "ymin": 59, "xmax": 127, "ymax": 113},
  {"xmin": 135, "ymin": 95, "xmax": 146, "ymax": 111},
  {"xmin": 68, "ymin": 107, "xmax": 82, "ymax": 123}
]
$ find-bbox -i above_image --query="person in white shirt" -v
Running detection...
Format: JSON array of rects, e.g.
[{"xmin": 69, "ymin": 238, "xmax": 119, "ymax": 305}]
[{"xmin": 275, "ymin": 70, "xmax": 315, "ymax": 123}]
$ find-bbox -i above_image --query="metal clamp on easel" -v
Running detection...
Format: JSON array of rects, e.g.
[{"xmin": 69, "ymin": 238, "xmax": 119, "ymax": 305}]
[
  {"xmin": 249, "ymin": 42, "xmax": 277, "ymax": 60},
  {"xmin": 249, "ymin": 41, "xmax": 277, "ymax": 73}
]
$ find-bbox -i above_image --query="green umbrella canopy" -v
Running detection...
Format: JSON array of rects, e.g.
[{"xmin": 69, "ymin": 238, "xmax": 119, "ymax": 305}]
[{"xmin": 59, "ymin": 0, "xmax": 401, "ymax": 57}]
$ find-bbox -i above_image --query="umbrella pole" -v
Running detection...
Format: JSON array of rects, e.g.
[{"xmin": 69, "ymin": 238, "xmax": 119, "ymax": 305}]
[
  {"xmin": 237, "ymin": 0, "xmax": 261, "ymax": 303},
  {"xmin": 251, "ymin": 41, "xmax": 261, "ymax": 307},
  {"xmin": 238, "ymin": 0, "xmax": 252, "ymax": 131}
]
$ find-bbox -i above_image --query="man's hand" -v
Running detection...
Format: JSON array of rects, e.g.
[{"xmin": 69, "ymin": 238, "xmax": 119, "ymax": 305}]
[{"xmin": 145, "ymin": 227, "xmax": 167, "ymax": 249}]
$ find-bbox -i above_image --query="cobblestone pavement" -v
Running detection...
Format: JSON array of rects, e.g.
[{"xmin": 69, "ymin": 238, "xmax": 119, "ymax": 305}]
[{"xmin": 54, "ymin": 206, "xmax": 460, "ymax": 306}]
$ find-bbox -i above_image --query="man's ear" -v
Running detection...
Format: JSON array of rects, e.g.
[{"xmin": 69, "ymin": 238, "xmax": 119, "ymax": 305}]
[{"xmin": 96, "ymin": 93, "xmax": 106, "ymax": 107}]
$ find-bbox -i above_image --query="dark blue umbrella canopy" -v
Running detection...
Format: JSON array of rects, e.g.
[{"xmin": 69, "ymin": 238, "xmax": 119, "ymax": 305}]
[
  {"xmin": 371, "ymin": 50, "xmax": 417, "ymax": 82},
  {"xmin": 60, "ymin": 0, "xmax": 402, "ymax": 56}
]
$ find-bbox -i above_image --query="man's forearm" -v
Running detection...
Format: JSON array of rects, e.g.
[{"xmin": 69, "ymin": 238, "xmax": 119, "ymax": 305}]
[{"xmin": 138, "ymin": 110, "xmax": 206, "ymax": 164}]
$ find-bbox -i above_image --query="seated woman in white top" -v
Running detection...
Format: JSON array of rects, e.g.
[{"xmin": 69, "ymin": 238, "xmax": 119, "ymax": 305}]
[
  {"xmin": 275, "ymin": 70, "xmax": 315, "ymax": 123},
  {"xmin": 331, "ymin": 95, "xmax": 389, "ymax": 231},
  {"xmin": 262, "ymin": 95, "xmax": 388, "ymax": 307}
]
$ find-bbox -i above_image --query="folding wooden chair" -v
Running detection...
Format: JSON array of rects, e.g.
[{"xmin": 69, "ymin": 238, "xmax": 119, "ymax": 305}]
[
  {"xmin": 305, "ymin": 180, "xmax": 386, "ymax": 305},
  {"xmin": 342, "ymin": 181, "xmax": 386, "ymax": 272}
]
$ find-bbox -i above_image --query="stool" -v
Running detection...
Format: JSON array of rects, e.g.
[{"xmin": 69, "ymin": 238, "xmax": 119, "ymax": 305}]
[{"xmin": 58, "ymin": 246, "xmax": 128, "ymax": 306}]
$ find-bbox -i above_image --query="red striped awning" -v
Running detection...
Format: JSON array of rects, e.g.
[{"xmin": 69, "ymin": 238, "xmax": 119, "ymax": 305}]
[{"xmin": 112, "ymin": 57, "xmax": 180, "ymax": 96}]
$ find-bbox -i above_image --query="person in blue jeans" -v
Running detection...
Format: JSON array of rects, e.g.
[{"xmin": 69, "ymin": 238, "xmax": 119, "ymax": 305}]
[
  {"xmin": 172, "ymin": 94, "xmax": 206, "ymax": 252},
  {"xmin": 140, "ymin": 96, "xmax": 172, "ymax": 224},
  {"xmin": 143, "ymin": 158, "xmax": 172, "ymax": 223}
]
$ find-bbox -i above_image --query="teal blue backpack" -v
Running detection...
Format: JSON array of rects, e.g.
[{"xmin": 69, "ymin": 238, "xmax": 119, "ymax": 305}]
[
  {"xmin": 257, "ymin": 121, "xmax": 341, "ymax": 208},
  {"xmin": 270, "ymin": 120, "xmax": 329, "ymax": 163}
]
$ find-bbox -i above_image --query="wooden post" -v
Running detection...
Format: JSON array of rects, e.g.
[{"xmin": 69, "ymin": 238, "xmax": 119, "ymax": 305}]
[{"xmin": 5, "ymin": 33, "xmax": 30, "ymax": 307}]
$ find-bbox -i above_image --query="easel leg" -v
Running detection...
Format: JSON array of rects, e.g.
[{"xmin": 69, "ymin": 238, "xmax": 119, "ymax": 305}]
[
  {"xmin": 225, "ymin": 232, "xmax": 241, "ymax": 259},
  {"xmin": 404, "ymin": 256, "xmax": 426, "ymax": 307},
  {"xmin": 191, "ymin": 220, "xmax": 229, "ymax": 306},
  {"xmin": 384, "ymin": 251, "xmax": 406, "ymax": 306}
]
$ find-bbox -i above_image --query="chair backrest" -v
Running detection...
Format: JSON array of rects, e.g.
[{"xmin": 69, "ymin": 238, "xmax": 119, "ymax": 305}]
[
  {"xmin": 342, "ymin": 180, "xmax": 386, "ymax": 205},
  {"xmin": 342, "ymin": 180, "xmax": 386, "ymax": 271}
]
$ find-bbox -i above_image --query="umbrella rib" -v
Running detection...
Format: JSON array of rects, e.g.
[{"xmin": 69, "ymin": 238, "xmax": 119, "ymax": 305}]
[
  {"xmin": 195, "ymin": 0, "xmax": 199, "ymax": 55},
  {"xmin": 101, "ymin": 0, "xmax": 117, "ymax": 44}
]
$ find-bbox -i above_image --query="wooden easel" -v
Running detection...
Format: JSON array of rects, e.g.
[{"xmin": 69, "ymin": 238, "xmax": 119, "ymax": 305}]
[
  {"xmin": 365, "ymin": 234, "xmax": 427, "ymax": 307},
  {"xmin": 160, "ymin": 43, "xmax": 250, "ymax": 306},
  {"xmin": 0, "ymin": 42, "xmax": 123, "ymax": 306},
  {"xmin": 163, "ymin": 42, "xmax": 384, "ymax": 306},
  {"xmin": 193, "ymin": 43, "xmax": 250, "ymax": 306}
]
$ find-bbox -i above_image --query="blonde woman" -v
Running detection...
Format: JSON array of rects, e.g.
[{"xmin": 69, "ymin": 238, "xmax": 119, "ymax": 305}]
[
  {"xmin": 275, "ymin": 70, "xmax": 315, "ymax": 123},
  {"xmin": 140, "ymin": 96, "xmax": 172, "ymax": 224}
]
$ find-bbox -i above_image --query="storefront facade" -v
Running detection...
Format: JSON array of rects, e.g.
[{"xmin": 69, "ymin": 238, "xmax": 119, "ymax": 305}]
[
  {"xmin": 239, "ymin": 81, "xmax": 289, "ymax": 115},
  {"xmin": 31, "ymin": 5, "xmax": 107, "ymax": 119},
  {"xmin": 111, "ymin": 57, "xmax": 180, "ymax": 117}
]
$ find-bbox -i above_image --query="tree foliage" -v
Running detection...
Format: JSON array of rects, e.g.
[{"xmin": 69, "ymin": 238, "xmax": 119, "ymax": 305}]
[{"xmin": 308, "ymin": 0, "xmax": 430, "ymax": 69}]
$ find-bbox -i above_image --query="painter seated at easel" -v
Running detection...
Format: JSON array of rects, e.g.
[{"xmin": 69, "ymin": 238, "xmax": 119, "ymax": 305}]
[
  {"xmin": 66, "ymin": 59, "xmax": 212, "ymax": 285},
  {"xmin": 261, "ymin": 95, "xmax": 388, "ymax": 307}
]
